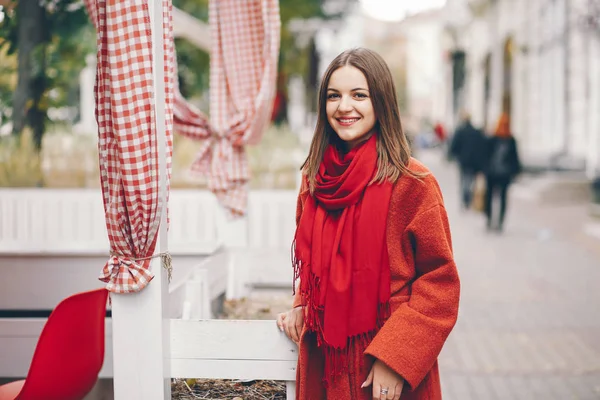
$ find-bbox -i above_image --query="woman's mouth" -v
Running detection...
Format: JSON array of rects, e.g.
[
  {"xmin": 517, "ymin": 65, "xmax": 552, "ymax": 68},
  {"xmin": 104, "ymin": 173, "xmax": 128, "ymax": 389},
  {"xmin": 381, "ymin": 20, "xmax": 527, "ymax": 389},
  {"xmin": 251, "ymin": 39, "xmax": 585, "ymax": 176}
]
[{"xmin": 336, "ymin": 117, "xmax": 360, "ymax": 127}]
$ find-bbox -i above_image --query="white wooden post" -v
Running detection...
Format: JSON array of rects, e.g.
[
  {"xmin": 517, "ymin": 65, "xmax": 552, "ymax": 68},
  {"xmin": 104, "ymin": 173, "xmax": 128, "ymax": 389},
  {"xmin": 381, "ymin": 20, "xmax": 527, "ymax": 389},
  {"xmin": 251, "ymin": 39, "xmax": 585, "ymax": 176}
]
[
  {"xmin": 74, "ymin": 54, "xmax": 98, "ymax": 135},
  {"xmin": 287, "ymin": 382, "xmax": 297, "ymax": 400},
  {"xmin": 110, "ymin": 0, "xmax": 171, "ymax": 398}
]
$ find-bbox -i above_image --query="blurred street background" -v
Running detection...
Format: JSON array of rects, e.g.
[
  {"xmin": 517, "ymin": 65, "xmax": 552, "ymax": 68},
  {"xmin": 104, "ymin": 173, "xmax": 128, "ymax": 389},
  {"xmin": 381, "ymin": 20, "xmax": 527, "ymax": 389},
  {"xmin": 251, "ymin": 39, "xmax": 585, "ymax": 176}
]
[{"xmin": 1, "ymin": 0, "xmax": 600, "ymax": 399}]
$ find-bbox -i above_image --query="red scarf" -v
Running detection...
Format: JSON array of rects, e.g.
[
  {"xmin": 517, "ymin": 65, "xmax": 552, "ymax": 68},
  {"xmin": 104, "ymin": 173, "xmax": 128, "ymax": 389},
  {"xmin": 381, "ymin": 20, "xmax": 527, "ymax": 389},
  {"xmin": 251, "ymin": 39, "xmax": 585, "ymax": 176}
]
[{"xmin": 293, "ymin": 134, "xmax": 393, "ymax": 385}]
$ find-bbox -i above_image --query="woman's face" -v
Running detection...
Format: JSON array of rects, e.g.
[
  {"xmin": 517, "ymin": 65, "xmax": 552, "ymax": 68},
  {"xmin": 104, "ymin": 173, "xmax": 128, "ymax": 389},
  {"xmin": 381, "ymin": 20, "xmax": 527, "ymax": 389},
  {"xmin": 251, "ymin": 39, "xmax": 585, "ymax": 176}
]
[{"xmin": 326, "ymin": 66, "xmax": 376, "ymax": 149}]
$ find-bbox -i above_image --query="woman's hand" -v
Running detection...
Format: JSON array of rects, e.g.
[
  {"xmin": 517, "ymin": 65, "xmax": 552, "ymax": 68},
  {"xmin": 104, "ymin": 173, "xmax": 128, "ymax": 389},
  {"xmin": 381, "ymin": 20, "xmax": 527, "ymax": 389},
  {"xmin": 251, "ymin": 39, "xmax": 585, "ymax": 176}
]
[
  {"xmin": 361, "ymin": 359, "xmax": 405, "ymax": 399},
  {"xmin": 276, "ymin": 306, "xmax": 304, "ymax": 344}
]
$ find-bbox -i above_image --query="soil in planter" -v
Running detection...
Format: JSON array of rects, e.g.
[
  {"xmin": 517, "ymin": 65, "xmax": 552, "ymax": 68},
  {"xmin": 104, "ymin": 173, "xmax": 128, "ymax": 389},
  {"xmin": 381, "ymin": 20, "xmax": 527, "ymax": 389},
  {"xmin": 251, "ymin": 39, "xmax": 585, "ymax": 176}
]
[
  {"xmin": 171, "ymin": 292, "xmax": 293, "ymax": 399},
  {"xmin": 172, "ymin": 378, "xmax": 286, "ymax": 399}
]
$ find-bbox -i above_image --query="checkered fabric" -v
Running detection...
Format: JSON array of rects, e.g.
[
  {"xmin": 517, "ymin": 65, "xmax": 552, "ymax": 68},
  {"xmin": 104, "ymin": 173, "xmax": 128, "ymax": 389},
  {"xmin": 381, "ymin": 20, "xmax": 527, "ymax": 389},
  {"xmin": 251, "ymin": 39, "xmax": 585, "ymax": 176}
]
[
  {"xmin": 82, "ymin": 0, "xmax": 97, "ymax": 28},
  {"xmin": 174, "ymin": 0, "xmax": 280, "ymax": 216},
  {"xmin": 85, "ymin": 0, "xmax": 174, "ymax": 293}
]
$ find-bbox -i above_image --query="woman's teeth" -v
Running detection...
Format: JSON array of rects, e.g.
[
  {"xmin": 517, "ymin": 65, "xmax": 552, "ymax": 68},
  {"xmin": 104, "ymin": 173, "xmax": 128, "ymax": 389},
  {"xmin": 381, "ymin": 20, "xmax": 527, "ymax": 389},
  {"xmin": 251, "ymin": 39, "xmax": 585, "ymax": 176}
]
[{"xmin": 338, "ymin": 118, "xmax": 359, "ymax": 125}]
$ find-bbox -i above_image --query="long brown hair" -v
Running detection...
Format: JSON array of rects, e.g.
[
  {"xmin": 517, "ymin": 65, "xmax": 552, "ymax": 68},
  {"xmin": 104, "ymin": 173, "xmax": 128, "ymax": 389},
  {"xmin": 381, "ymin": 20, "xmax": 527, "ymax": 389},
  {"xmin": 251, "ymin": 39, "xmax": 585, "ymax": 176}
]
[{"xmin": 301, "ymin": 48, "xmax": 421, "ymax": 193}]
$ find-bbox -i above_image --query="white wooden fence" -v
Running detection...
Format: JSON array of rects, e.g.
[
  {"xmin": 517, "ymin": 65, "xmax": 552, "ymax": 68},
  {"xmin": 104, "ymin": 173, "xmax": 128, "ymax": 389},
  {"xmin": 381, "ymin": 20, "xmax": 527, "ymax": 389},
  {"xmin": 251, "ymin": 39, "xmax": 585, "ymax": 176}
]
[
  {"xmin": 0, "ymin": 188, "xmax": 299, "ymax": 399},
  {"xmin": 0, "ymin": 188, "xmax": 297, "ymax": 304},
  {"xmin": 0, "ymin": 189, "xmax": 221, "ymax": 255},
  {"xmin": 0, "ymin": 188, "xmax": 296, "ymax": 254},
  {"xmin": 170, "ymin": 319, "xmax": 297, "ymax": 398}
]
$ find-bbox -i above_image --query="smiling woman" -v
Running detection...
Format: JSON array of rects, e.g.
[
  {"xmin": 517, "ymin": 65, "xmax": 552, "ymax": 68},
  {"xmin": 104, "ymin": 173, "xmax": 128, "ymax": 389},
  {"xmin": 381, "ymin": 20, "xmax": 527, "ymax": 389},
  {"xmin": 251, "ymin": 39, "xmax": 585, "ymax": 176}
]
[
  {"xmin": 359, "ymin": 0, "xmax": 446, "ymax": 22},
  {"xmin": 277, "ymin": 48, "xmax": 460, "ymax": 400}
]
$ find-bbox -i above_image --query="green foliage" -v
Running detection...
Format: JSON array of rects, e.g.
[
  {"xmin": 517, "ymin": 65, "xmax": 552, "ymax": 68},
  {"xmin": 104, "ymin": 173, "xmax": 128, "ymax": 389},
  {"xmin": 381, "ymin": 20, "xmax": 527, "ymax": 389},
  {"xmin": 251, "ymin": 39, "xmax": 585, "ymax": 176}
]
[
  {"xmin": 37, "ymin": 1, "xmax": 95, "ymax": 116},
  {"xmin": 172, "ymin": 0, "xmax": 209, "ymax": 101},
  {"xmin": 0, "ymin": 0, "xmax": 94, "ymax": 142},
  {"xmin": 45, "ymin": 21, "xmax": 95, "ymax": 111},
  {"xmin": 175, "ymin": 37, "xmax": 210, "ymax": 101},
  {"xmin": 0, "ymin": 4, "xmax": 17, "ymax": 125},
  {"xmin": 0, "ymin": 4, "xmax": 18, "ymax": 55},
  {"xmin": 0, "ymin": 129, "xmax": 43, "ymax": 187},
  {"xmin": 278, "ymin": 0, "xmax": 325, "ymax": 79},
  {"xmin": 174, "ymin": 0, "xmax": 208, "ymax": 22},
  {"xmin": 0, "ymin": 43, "xmax": 16, "ymax": 125}
]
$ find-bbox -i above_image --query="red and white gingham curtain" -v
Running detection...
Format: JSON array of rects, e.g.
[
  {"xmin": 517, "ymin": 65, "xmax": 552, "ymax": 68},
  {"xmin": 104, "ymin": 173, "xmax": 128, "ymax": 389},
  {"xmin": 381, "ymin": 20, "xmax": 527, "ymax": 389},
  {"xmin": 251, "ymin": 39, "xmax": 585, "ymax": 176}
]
[
  {"xmin": 174, "ymin": 0, "xmax": 280, "ymax": 216},
  {"xmin": 84, "ymin": 0, "xmax": 174, "ymax": 293}
]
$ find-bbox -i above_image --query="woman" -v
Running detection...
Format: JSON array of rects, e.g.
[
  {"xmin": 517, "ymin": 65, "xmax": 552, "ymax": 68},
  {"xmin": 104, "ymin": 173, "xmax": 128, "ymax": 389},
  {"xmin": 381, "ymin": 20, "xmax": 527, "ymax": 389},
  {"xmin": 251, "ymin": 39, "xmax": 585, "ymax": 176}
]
[
  {"xmin": 276, "ymin": 48, "xmax": 460, "ymax": 400},
  {"xmin": 483, "ymin": 113, "xmax": 522, "ymax": 232}
]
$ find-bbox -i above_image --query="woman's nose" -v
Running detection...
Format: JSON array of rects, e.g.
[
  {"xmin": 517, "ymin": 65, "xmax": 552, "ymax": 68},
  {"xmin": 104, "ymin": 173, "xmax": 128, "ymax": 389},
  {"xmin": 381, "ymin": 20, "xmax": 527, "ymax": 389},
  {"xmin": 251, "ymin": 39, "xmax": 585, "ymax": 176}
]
[{"xmin": 337, "ymin": 95, "xmax": 353, "ymax": 112}]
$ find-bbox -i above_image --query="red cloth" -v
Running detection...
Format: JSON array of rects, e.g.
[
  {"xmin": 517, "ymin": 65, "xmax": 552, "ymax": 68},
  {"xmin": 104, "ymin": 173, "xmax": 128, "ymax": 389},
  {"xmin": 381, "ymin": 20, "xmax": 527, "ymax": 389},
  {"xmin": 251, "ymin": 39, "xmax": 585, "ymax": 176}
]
[
  {"xmin": 294, "ymin": 159, "xmax": 460, "ymax": 399},
  {"xmin": 87, "ymin": 0, "xmax": 281, "ymax": 217},
  {"xmin": 173, "ymin": 0, "xmax": 281, "ymax": 216},
  {"xmin": 83, "ymin": 0, "xmax": 175, "ymax": 293},
  {"xmin": 293, "ymin": 135, "xmax": 393, "ymax": 385}
]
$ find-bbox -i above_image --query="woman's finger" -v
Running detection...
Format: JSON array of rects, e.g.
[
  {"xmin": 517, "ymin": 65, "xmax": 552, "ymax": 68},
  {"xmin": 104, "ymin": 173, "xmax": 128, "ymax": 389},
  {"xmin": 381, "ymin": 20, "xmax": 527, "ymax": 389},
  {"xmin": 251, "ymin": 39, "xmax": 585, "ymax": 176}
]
[
  {"xmin": 275, "ymin": 313, "xmax": 286, "ymax": 332},
  {"xmin": 385, "ymin": 385, "xmax": 395, "ymax": 400},
  {"xmin": 393, "ymin": 382, "xmax": 402, "ymax": 400},
  {"xmin": 373, "ymin": 382, "xmax": 381, "ymax": 400},
  {"xmin": 291, "ymin": 315, "xmax": 303, "ymax": 343},
  {"xmin": 285, "ymin": 312, "xmax": 296, "ymax": 341},
  {"xmin": 361, "ymin": 365, "xmax": 374, "ymax": 389},
  {"xmin": 282, "ymin": 313, "xmax": 293, "ymax": 341}
]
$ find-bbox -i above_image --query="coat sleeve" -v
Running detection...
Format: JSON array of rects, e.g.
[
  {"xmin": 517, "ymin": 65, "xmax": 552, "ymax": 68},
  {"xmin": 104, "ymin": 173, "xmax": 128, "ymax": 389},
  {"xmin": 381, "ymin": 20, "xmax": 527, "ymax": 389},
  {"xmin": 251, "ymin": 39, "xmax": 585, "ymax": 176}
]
[
  {"xmin": 364, "ymin": 204, "xmax": 460, "ymax": 390},
  {"xmin": 292, "ymin": 177, "xmax": 309, "ymax": 308}
]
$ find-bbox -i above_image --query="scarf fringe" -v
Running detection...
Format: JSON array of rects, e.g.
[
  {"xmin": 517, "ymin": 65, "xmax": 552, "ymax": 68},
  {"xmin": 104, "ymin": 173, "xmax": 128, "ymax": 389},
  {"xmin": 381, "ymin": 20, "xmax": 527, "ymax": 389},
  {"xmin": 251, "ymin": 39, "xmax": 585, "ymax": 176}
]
[{"xmin": 292, "ymin": 240, "xmax": 391, "ymax": 386}]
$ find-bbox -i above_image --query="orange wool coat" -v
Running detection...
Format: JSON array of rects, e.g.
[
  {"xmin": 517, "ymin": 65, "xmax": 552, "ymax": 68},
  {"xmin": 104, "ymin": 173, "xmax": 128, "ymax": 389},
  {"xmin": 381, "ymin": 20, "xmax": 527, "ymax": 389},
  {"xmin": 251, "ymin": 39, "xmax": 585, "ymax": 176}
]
[{"xmin": 292, "ymin": 158, "xmax": 460, "ymax": 400}]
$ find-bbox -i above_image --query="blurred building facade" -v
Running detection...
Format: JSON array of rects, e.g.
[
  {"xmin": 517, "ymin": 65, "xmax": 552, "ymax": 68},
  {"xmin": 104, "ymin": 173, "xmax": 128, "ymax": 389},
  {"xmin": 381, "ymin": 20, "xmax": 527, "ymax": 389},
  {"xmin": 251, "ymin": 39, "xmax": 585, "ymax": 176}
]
[
  {"xmin": 315, "ymin": 5, "xmax": 451, "ymax": 136},
  {"xmin": 443, "ymin": 0, "xmax": 600, "ymax": 178},
  {"xmin": 396, "ymin": 10, "xmax": 449, "ymax": 135}
]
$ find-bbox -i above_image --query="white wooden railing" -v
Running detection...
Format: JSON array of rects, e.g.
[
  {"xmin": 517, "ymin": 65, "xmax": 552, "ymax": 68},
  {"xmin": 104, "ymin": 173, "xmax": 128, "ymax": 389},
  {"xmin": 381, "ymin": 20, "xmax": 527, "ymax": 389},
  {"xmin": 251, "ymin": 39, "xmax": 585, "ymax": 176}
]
[
  {"xmin": 170, "ymin": 319, "xmax": 297, "ymax": 398},
  {"xmin": 0, "ymin": 188, "xmax": 298, "ymax": 313},
  {"xmin": 0, "ymin": 188, "xmax": 300, "ymax": 398},
  {"xmin": 0, "ymin": 189, "xmax": 220, "ymax": 254},
  {"xmin": 0, "ymin": 188, "xmax": 297, "ymax": 255}
]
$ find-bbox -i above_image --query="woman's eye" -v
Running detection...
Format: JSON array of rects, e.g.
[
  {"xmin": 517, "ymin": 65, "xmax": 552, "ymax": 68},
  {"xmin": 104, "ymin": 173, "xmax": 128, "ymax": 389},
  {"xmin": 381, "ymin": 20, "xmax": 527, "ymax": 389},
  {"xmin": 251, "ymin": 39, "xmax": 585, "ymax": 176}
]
[
  {"xmin": 327, "ymin": 93, "xmax": 340, "ymax": 99},
  {"xmin": 355, "ymin": 92, "xmax": 367, "ymax": 98}
]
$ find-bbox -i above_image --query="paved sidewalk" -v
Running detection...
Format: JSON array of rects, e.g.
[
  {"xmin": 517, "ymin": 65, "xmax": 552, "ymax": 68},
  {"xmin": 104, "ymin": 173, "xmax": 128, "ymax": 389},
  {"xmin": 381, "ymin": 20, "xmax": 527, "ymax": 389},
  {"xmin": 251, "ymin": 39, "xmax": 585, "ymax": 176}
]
[{"xmin": 420, "ymin": 150, "xmax": 600, "ymax": 400}]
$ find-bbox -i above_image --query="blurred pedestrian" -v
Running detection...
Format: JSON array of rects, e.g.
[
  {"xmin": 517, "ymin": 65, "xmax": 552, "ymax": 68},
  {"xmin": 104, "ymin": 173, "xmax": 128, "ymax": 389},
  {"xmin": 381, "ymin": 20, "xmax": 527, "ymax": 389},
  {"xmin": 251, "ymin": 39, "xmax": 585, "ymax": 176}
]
[
  {"xmin": 483, "ymin": 113, "xmax": 522, "ymax": 232},
  {"xmin": 433, "ymin": 121, "xmax": 447, "ymax": 143},
  {"xmin": 449, "ymin": 111, "xmax": 487, "ymax": 210},
  {"xmin": 276, "ymin": 48, "xmax": 460, "ymax": 400}
]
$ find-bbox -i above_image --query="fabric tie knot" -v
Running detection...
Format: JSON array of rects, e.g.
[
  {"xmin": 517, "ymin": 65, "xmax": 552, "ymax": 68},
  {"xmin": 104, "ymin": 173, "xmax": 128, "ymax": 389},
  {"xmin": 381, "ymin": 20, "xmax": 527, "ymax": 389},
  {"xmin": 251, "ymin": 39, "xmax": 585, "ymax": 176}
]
[{"xmin": 99, "ymin": 251, "xmax": 173, "ymax": 293}]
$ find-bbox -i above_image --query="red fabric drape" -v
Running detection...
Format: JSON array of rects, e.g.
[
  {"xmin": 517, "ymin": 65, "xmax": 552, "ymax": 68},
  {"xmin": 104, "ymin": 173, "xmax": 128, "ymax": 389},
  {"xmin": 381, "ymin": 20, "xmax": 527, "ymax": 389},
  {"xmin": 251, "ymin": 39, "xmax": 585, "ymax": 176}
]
[
  {"xmin": 174, "ymin": 0, "xmax": 280, "ymax": 216},
  {"xmin": 84, "ymin": 0, "xmax": 174, "ymax": 293},
  {"xmin": 83, "ymin": 0, "xmax": 279, "ymax": 289}
]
